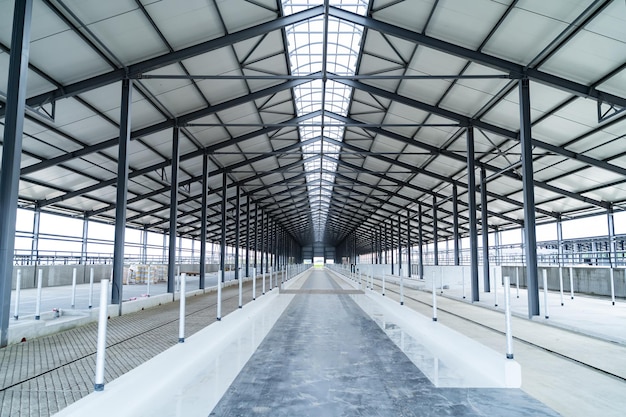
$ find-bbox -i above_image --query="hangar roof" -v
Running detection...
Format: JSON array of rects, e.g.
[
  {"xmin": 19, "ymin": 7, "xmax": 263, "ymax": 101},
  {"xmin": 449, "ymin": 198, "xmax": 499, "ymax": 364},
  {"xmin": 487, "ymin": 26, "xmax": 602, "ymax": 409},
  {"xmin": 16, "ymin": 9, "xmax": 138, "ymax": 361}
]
[{"xmin": 1, "ymin": 0, "xmax": 625, "ymax": 253}]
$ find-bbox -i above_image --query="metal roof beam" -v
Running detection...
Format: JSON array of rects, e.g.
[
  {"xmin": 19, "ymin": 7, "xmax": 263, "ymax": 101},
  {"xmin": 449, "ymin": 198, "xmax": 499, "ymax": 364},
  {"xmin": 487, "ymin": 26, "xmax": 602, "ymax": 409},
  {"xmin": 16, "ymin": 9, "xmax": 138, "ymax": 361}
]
[
  {"xmin": 329, "ymin": 6, "xmax": 626, "ymax": 109},
  {"xmin": 8, "ymin": 6, "xmax": 323, "ymax": 113}
]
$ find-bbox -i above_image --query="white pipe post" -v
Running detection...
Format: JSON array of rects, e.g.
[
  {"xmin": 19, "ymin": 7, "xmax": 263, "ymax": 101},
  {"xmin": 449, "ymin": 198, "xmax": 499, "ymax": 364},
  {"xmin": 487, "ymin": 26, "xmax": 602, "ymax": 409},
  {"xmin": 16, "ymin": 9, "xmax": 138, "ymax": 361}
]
[
  {"xmin": 610, "ymin": 267, "xmax": 616, "ymax": 306},
  {"xmin": 35, "ymin": 269, "xmax": 43, "ymax": 320},
  {"xmin": 262, "ymin": 269, "xmax": 266, "ymax": 295},
  {"xmin": 462, "ymin": 267, "xmax": 466, "ymax": 299},
  {"xmin": 569, "ymin": 266, "xmax": 574, "ymax": 299},
  {"xmin": 400, "ymin": 272, "xmax": 404, "ymax": 306},
  {"xmin": 269, "ymin": 267, "xmax": 273, "ymax": 291},
  {"xmin": 179, "ymin": 273, "xmax": 186, "ymax": 343},
  {"xmin": 516, "ymin": 267, "xmax": 520, "ymax": 298},
  {"xmin": 558, "ymin": 266, "xmax": 564, "ymax": 306},
  {"xmin": 71, "ymin": 268, "xmax": 77, "ymax": 309},
  {"xmin": 146, "ymin": 264, "xmax": 151, "ymax": 297},
  {"xmin": 494, "ymin": 268, "xmax": 498, "ymax": 307},
  {"xmin": 88, "ymin": 268, "xmax": 94, "ymax": 309},
  {"xmin": 542, "ymin": 269, "xmax": 549, "ymax": 319},
  {"xmin": 440, "ymin": 268, "xmax": 444, "ymax": 294},
  {"xmin": 238, "ymin": 267, "xmax": 243, "ymax": 308},
  {"xmin": 94, "ymin": 278, "xmax": 110, "ymax": 391},
  {"xmin": 432, "ymin": 271, "xmax": 437, "ymax": 322},
  {"xmin": 252, "ymin": 267, "xmax": 256, "ymax": 300},
  {"xmin": 382, "ymin": 274, "xmax": 386, "ymax": 296},
  {"xmin": 14, "ymin": 270, "xmax": 21, "ymax": 320},
  {"xmin": 217, "ymin": 270, "xmax": 222, "ymax": 321},
  {"xmin": 504, "ymin": 275, "xmax": 514, "ymax": 359}
]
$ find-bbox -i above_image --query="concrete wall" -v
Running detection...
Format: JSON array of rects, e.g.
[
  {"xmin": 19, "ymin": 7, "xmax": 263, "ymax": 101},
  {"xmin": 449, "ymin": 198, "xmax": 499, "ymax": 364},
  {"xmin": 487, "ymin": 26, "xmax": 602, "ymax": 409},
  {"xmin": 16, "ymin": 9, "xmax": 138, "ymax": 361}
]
[
  {"xmin": 501, "ymin": 265, "xmax": 625, "ymax": 298},
  {"xmin": 10, "ymin": 263, "xmax": 221, "ymax": 290}
]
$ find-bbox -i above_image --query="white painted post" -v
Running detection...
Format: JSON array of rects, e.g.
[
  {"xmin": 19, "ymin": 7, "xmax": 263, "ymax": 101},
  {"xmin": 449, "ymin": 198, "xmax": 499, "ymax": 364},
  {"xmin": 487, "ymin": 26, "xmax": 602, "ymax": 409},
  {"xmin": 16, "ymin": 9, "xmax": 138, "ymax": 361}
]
[
  {"xmin": 494, "ymin": 267, "xmax": 498, "ymax": 307},
  {"xmin": 71, "ymin": 268, "xmax": 77, "ymax": 309},
  {"xmin": 262, "ymin": 269, "xmax": 266, "ymax": 295},
  {"xmin": 432, "ymin": 271, "xmax": 437, "ymax": 322},
  {"xmin": 179, "ymin": 273, "xmax": 186, "ymax": 343},
  {"xmin": 238, "ymin": 266, "xmax": 243, "ymax": 308},
  {"xmin": 462, "ymin": 267, "xmax": 466, "ymax": 299},
  {"xmin": 252, "ymin": 267, "xmax": 256, "ymax": 300},
  {"xmin": 382, "ymin": 273, "xmax": 386, "ymax": 296},
  {"xmin": 94, "ymin": 278, "xmax": 109, "ymax": 391},
  {"xmin": 269, "ymin": 267, "xmax": 273, "ymax": 291},
  {"xmin": 146, "ymin": 264, "xmax": 151, "ymax": 297},
  {"xmin": 569, "ymin": 266, "xmax": 574, "ymax": 299},
  {"xmin": 504, "ymin": 275, "xmax": 514, "ymax": 359},
  {"xmin": 440, "ymin": 268, "xmax": 444, "ymax": 294},
  {"xmin": 217, "ymin": 270, "xmax": 222, "ymax": 321},
  {"xmin": 176, "ymin": 266, "xmax": 180, "ymax": 292},
  {"xmin": 400, "ymin": 272, "xmax": 404, "ymax": 306},
  {"xmin": 559, "ymin": 266, "xmax": 564, "ymax": 306},
  {"xmin": 515, "ymin": 267, "xmax": 520, "ymax": 299},
  {"xmin": 543, "ymin": 269, "xmax": 549, "ymax": 319},
  {"xmin": 88, "ymin": 268, "xmax": 94, "ymax": 309},
  {"xmin": 610, "ymin": 267, "xmax": 616, "ymax": 306},
  {"xmin": 14, "ymin": 270, "xmax": 21, "ymax": 320},
  {"xmin": 35, "ymin": 269, "xmax": 43, "ymax": 320}
]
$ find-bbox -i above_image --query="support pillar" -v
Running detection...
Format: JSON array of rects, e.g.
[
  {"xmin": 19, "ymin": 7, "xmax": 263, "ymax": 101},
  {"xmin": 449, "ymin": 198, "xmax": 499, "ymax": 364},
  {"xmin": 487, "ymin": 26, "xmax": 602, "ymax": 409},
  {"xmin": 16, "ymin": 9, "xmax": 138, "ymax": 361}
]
[
  {"xmin": 467, "ymin": 127, "xmax": 480, "ymax": 302},
  {"xmin": 220, "ymin": 172, "xmax": 227, "ymax": 282},
  {"xmin": 245, "ymin": 196, "xmax": 250, "ymax": 277},
  {"xmin": 433, "ymin": 196, "xmax": 438, "ymax": 266},
  {"xmin": 81, "ymin": 214, "xmax": 89, "ymax": 265},
  {"xmin": 481, "ymin": 167, "xmax": 490, "ymax": 292},
  {"xmin": 199, "ymin": 153, "xmax": 208, "ymax": 289},
  {"xmin": 234, "ymin": 186, "xmax": 241, "ymax": 281},
  {"xmin": 453, "ymin": 185, "xmax": 460, "ymax": 266},
  {"xmin": 407, "ymin": 209, "xmax": 412, "ymax": 278},
  {"xmin": 397, "ymin": 215, "xmax": 402, "ymax": 276},
  {"xmin": 519, "ymin": 78, "xmax": 540, "ymax": 317},
  {"xmin": 112, "ymin": 79, "xmax": 133, "ymax": 310},
  {"xmin": 418, "ymin": 204, "xmax": 424, "ymax": 279},
  {"xmin": 0, "ymin": 0, "xmax": 33, "ymax": 348},
  {"xmin": 167, "ymin": 126, "xmax": 180, "ymax": 294}
]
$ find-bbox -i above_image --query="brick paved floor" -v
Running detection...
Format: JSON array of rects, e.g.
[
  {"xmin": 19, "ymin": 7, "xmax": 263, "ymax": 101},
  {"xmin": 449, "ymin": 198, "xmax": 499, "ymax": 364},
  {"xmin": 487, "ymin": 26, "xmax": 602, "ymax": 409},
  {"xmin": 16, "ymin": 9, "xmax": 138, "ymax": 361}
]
[{"xmin": 0, "ymin": 279, "xmax": 267, "ymax": 417}]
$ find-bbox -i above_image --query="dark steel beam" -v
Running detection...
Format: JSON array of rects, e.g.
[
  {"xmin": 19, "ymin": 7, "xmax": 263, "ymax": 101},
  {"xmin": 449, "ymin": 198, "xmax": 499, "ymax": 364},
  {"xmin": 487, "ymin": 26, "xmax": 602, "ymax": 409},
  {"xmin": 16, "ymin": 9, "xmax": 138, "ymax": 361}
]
[
  {"xmin": 467, "ymin": 128, "xmax": 480, "ymax": 302},
  {"xmin": 520, "ymin": 79, "xmax": 540, "ymax": 317},
  {"xmin": 329, "ymin": 6, "xmax": 626, "ymax": 108},
  {"xmin": 111, "ymin": 78, "xmax": 133, "ymax": 308},
  {"xmin": 199, "ymin": 153, "xmax": 208, "ymax": 289},
  {"xmin": 481, "ymin": 167, "xmax": 490, "ymax": 293},
  {"xmin": 167, "ymin": 127, "xmax": 180, "ymax": 294},
  {"xmin": 0, "ymin": 0, "xmax": 33, "ymax": 348},
  {"xmin": 14, "ymin": 6, "xmax": 323, "ymax": 113}
]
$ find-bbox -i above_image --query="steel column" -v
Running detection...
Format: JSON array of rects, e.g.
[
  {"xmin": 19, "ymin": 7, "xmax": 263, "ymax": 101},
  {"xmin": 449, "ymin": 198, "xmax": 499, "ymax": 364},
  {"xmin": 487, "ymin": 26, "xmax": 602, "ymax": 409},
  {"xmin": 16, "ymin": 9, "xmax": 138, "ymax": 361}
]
[
  {"xmin": 235, "ymin": 186, "xmax": 241, "ymax": 281},
  {"xmin": 141, "ymin": 225, "xmax": 148, "ymax": 265},
  {"xmin": 0, "ymin": 0, "xmax": 33, "ymax": 348},
  {"xmin": 254, "ymin": 205, "xmax": 259, "ymax": 269},
  {"xmin": 220, "ymin": 172, "xmax": 227, "ymax": 282},
  {"xmin": 418, "ymin": 204, "xmax": 424, "ymax": 279},
  {"xmin": 433, "ymin": 196, "xmax": 438, "ymax": 266},
  {"xmin": 453, "ymin": 185, "xmax": 460, "ymax": 265},
  {"xmin": 112, "ymin": 79, "xmax": 133, "ymax": 308},
  {"xmin": 199, "ymin": 153, "xmax": 208, "ymax": 289},
  {"xmin": 245, "ymin": 196, "xmax": 250, "ymax": 277},
  {"xmin": 481, "ymin": 167, "xmax": 490, "ymax": 292},
  {"xmin": 397, "ymin": 215, "xmax": 402, "ymax": 276},
  {"xmin": 31, "ymin": 207, "xmax": 40, "ymax": 267},
  {"xmin": 519, "ymin": 78, "xmax": 540, "ymax": 317},
  {"xmin": 467, "ymin": 127, "xmax": 480, "ymax": 302},
  {"xmin": 260, "ymin": 210, "xmax": 265, "ymax": 273},
  {"xmin": 407, "ymin": 209, "xmax": 412, "ymax": 277},
  {"xmin": 81, "ymin": 215, "xmax": 89, "ymax": 265},
  {"xmin": 608, "ymin": 208, "xmax": 616, "ymax": 267},
  {"xmin": 167, "ymin": 127, "xmax": 180, "ymax": 294}
]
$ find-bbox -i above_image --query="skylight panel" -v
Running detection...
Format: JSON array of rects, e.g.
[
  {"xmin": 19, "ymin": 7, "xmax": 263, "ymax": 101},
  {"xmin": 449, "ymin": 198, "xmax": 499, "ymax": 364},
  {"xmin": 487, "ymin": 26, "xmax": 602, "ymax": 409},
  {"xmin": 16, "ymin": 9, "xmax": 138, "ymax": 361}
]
[{"xmin": 283, "ymin": 0, "xmax": 370, "ymax": 242}]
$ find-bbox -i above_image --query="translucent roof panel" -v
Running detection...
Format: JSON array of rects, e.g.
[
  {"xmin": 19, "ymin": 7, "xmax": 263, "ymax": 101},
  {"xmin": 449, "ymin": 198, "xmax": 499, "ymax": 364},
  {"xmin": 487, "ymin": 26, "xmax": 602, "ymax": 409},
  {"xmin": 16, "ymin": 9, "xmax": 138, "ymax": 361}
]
[{"xmin": 283, "ymin": 0, "xmax": 370, "ymax": 241}]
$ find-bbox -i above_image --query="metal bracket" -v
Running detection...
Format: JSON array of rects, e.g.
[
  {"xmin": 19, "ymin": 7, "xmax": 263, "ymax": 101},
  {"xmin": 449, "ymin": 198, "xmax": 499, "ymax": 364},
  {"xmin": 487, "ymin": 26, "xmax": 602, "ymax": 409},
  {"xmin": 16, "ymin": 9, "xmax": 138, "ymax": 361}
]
[{"xmin": 598, "ymin": 100, "xmax": 626, "ymax": 123}]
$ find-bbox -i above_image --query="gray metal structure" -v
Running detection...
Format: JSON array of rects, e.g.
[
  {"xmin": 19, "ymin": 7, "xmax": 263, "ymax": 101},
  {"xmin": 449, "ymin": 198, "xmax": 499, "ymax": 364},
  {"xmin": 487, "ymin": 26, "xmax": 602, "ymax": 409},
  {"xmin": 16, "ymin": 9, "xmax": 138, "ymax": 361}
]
[{"xmin": 1, "ymin": 0, "xmax": 626, "ymax": 339}]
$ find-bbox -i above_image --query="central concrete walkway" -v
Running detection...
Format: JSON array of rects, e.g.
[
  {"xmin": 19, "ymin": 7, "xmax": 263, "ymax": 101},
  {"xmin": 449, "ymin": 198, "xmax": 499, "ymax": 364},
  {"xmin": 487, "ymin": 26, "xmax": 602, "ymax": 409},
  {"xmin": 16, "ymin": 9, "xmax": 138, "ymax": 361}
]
[{"xmin": 210, "ymin": 270, "xmax": 558, "ymax": 416}]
